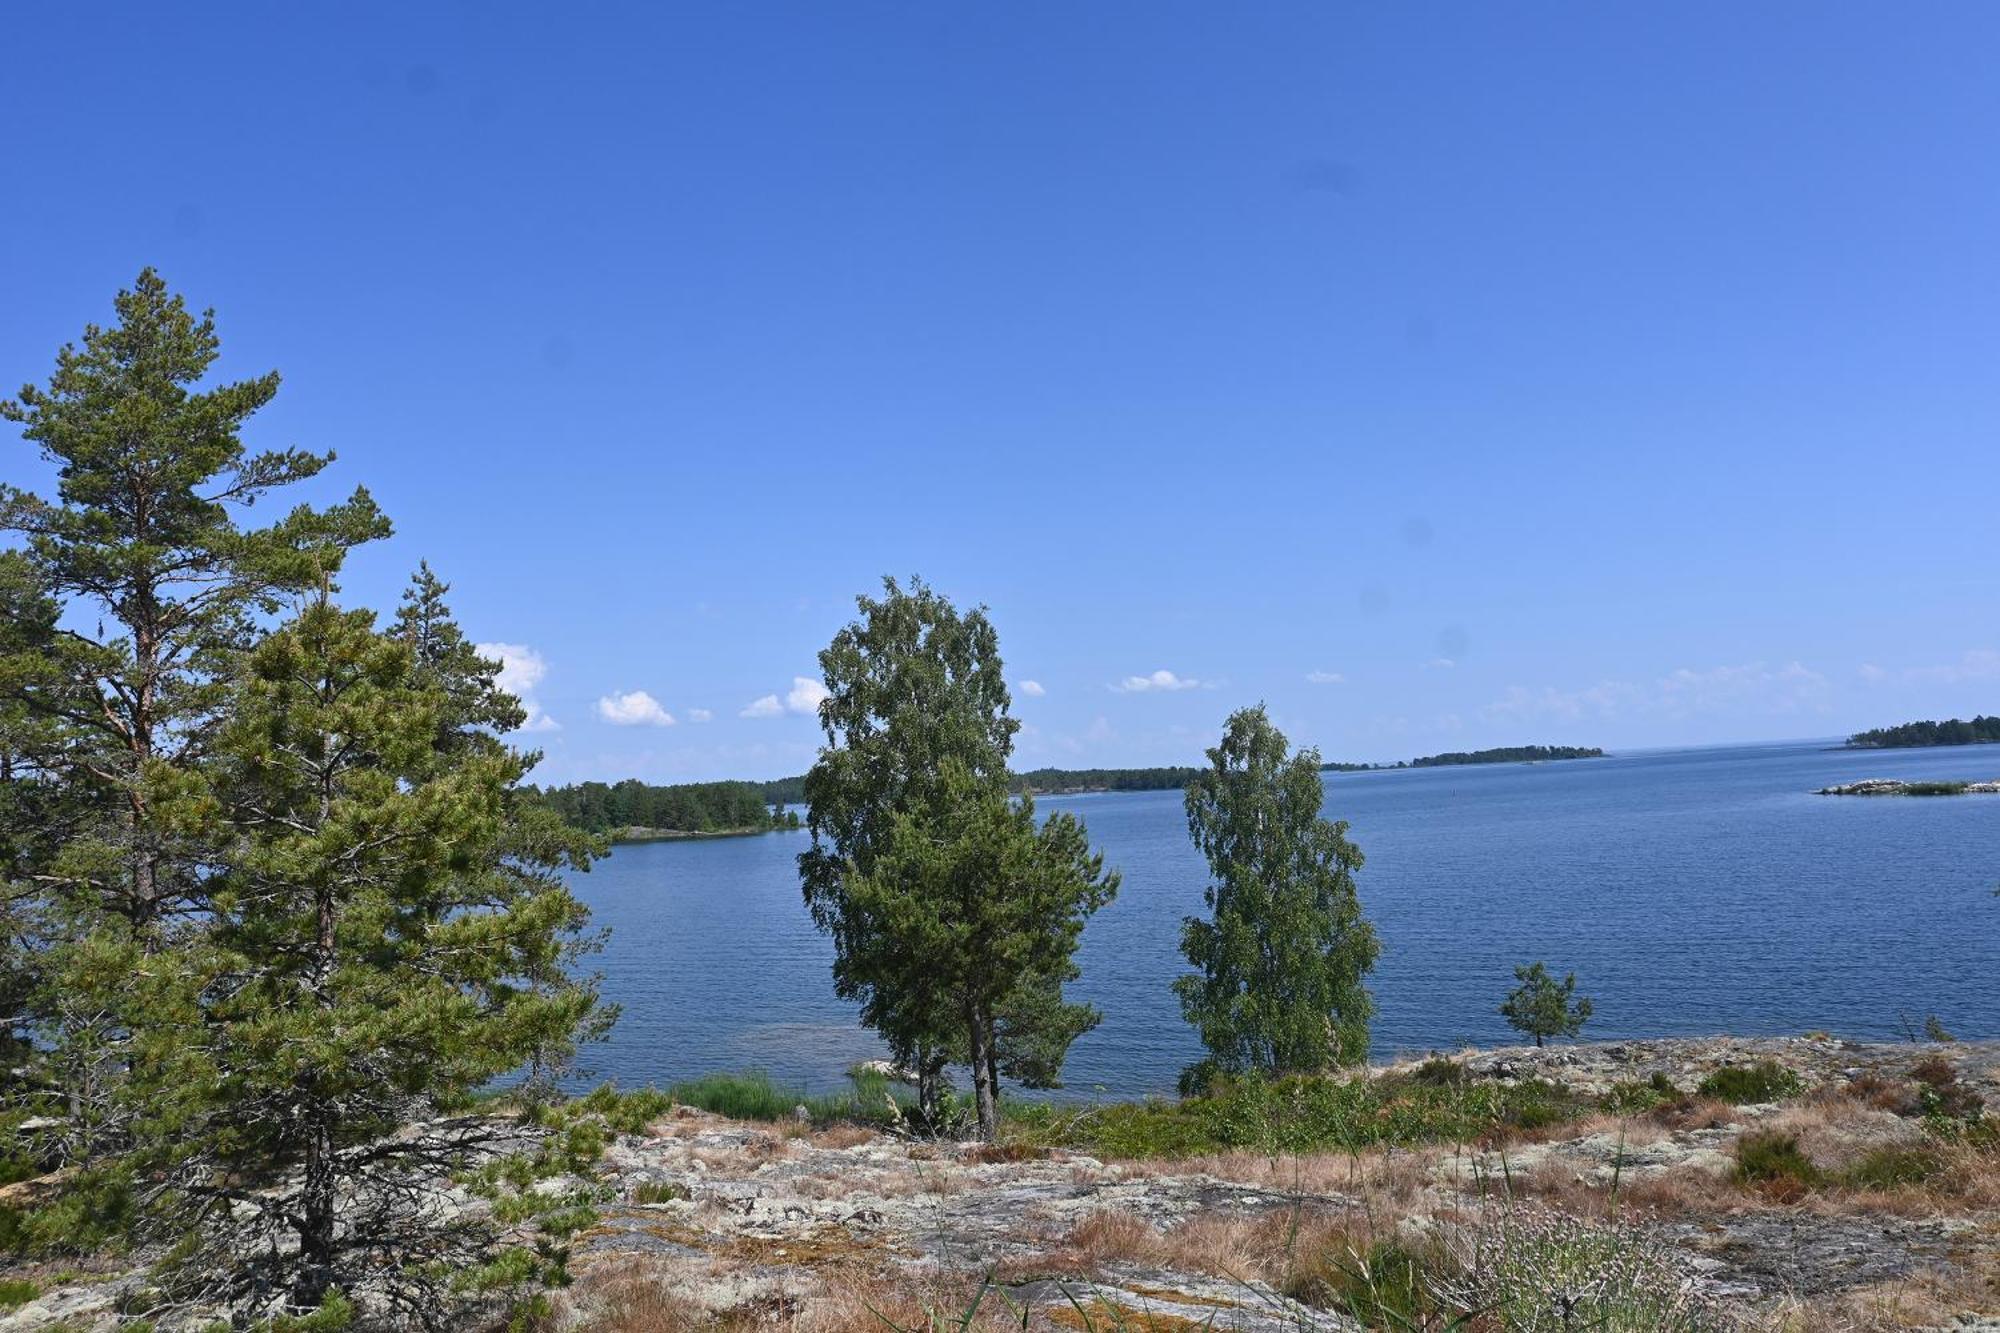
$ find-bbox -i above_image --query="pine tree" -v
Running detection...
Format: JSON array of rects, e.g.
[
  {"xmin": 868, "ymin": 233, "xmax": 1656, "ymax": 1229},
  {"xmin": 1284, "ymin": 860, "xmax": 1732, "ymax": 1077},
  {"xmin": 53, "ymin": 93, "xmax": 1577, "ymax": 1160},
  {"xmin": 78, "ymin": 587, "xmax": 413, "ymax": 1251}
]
[
  {"xmin": 0, "ymin": 268, "xmax": 389, "ymax": 933},
  {"xmin": 135, "ymin": 596, "xmax": 605, "ymax": 1318},
  {"xmin": 1500, "ymin": 962, "xmax": 1593, "ymax": 1047},
  {"xmin": 1175, "ymin": 705, "xmax": 1378, "ymax": 1091},
  {"xmin": 0, "ymin": 271, "xmax": 388, "ymax": 1177}
]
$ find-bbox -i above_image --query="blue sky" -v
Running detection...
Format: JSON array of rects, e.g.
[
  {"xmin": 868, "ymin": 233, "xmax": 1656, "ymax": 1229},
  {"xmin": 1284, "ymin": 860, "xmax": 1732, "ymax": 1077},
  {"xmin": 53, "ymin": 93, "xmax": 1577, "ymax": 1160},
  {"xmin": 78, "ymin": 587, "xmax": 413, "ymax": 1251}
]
[{"xmin": 5, "ymin": 4, "xmax": 1998, "ymax": 783}]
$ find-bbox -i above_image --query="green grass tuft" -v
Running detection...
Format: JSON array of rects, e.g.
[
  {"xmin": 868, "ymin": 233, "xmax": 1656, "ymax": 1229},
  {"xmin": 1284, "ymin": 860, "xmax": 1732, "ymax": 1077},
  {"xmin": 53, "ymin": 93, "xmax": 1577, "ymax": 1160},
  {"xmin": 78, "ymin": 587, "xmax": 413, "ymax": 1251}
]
[
  {"xmin": 1697, "ymin": 1060, "xmax": 1802, "ymax": 1105},
  {"xmin": 1734, "ymin": 1130, "xmax": 1819, "ymax": 1188}
]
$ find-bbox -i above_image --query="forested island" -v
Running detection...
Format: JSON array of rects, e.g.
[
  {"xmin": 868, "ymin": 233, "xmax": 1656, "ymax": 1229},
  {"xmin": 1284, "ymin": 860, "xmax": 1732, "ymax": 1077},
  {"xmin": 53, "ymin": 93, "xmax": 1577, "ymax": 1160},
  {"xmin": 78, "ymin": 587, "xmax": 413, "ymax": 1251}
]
[
  {"xmin": 532, "ymin": 778, "xmax": 798, "ymax": 839},
  {"xmin": 1320, "ymin": 744, "xmax": 1605, "ymax": 773},
  {"xmin": 1847, "ymin": 715, "xmax": 2000, "ymax": 749},
  {"xmin": 1009, "ymin": 765, "xmax": 1202, "ymax": 795}
]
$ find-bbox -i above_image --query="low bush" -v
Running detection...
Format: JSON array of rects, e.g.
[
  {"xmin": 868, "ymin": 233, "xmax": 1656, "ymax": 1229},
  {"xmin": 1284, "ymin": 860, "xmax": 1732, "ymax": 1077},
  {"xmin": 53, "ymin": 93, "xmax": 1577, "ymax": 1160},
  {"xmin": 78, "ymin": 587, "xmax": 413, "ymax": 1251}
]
[
  {"xmin": 573, "ymin": 1067, "xmax": 916, "ymax": 1133},
  {"xmin": 1285, "ymin": 1235, "xmax": 1443, "ymax": 1326},
  {"xmin": 1439, "ymin": 1206, "xmax": 1730, "ymax": 1331},
  {"xmin": 1734, "ymin": 1130, "xmax": 1820, "ymax": 1192},
  {"xmin": 1910, "ymin": 1056, "xmax": 1985, "ymax": 1123},
  {"xmin": 1012, "ymin": 1069, "xmax": 1590, "ymax": 1159},
  {"xmin": 630, "ymin": 1180, "xmax": 691, "ymax": 1204},
  {"xmin": 1697, "ymin": 1060, "xmax": 1802, "ymax": 1105},
  {"xmin": 0, "ymin": 1280, "xmax": 38, "ymax": 1311},
  {"xmin": 1841, "ymin": 1144, "xmax": 1946, "ymax": 1190},
  {"xmin": 1602, "ymin": 1072, "xmax": 1678, "ymax": 1115}
]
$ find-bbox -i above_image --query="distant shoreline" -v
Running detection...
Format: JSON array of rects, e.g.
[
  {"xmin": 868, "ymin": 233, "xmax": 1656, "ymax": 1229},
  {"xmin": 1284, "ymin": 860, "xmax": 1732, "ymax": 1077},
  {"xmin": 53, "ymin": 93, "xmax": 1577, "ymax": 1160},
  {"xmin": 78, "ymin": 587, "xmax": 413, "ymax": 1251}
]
[
  {"xmin": 607, "ymin": 825, "xmax": 785, "ymax": 845},
  {"xmin": 1845, "ymin": 715, "xmax": 2000, "ymax": 750}
]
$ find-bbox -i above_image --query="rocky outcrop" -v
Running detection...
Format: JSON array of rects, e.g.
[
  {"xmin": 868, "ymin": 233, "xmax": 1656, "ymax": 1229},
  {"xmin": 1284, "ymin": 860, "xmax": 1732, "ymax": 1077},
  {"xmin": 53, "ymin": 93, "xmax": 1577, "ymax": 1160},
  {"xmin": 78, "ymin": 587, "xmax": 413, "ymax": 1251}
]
[{"xmin": 1817, "ymin": 778, "xmax": 2000, "ymax": 795}]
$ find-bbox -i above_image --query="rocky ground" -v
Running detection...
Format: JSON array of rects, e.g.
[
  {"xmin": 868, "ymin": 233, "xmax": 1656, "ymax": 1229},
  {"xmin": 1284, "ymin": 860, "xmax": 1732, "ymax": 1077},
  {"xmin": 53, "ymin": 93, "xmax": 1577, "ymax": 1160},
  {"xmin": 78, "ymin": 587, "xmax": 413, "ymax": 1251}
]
[
  {"xmin": 549, "ymin": 1037, "xmax": 2000, "ymax": 1331},
  {"xmin": 3, "ymin": 1037, "xmax": 1997, "ymax": 1330}
]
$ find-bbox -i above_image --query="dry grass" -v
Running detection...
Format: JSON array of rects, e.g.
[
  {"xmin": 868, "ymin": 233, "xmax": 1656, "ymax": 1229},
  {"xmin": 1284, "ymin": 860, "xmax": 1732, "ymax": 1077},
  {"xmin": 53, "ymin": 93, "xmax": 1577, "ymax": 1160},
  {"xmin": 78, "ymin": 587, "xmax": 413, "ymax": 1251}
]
[
  {"xmin": 808, "ymin": 1124, "xmax": 879, "ymax": 1150},
  {"xmin": 1647, "ymin": 1096, "xmax": 1740, "ymax": 1132},
  {"xmin": 1766, "ymin": 1099, "xmax": 1925, "ymax": 1175},
  {"xmin": 1119, "ymin": 1144, "xmax": 1441, "ymax": 1205}
]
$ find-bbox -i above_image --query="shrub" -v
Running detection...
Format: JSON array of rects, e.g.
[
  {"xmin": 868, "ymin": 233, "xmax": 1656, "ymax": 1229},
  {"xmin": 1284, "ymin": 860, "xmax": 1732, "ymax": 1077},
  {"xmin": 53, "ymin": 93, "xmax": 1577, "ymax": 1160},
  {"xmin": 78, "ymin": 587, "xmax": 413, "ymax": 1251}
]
[
  {"xmin": 574, "ymin": 1068, "xmax": 916, "ymax": 1132},
  {"xmin": 1734, "ymin": 1130, "xmax": 1820, "ymax": 1191},
  {"xmin": 1409, "ymin": 1056, "xmax": 1469, "ymax": 1087},
  {"xmin": 0, "ymin": 1280, "xmax": 38, "ymax": 1311},
  {"xmin": 1286, "ymin": 1236, "xmax": 1443, "ymax": 1325},
  {"xmin": 630, "ymin": 1180, "xmax": 691, "ymax": 1204},
  {"xmin": 1438, "ymin": 1205, "xmax": 1728, "ymax": 1331},
  {"xmin": 1602, "ymin": 1072, "xmax": 1677, "ymax": 1115},
  {"xmin": 1697, "ymin": 1060, "xmax": 1802, "ymax": 1105},
  {"xmin": 1013, "ymin": 1069, "xmax": 1589, "ymax": 1159},
  {"xmin": 1841, "ymin": 1145, "xmax": 1945, "ymax": 1190}
]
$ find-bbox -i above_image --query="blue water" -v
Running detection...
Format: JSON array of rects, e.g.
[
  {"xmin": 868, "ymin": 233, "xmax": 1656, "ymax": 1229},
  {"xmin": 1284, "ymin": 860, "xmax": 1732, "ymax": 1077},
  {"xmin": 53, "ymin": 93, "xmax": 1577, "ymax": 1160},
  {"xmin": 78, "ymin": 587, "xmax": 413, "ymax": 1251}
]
[{"xmin": 565, "ymin": 740, "xmax": 2000, "ymax": 1098}]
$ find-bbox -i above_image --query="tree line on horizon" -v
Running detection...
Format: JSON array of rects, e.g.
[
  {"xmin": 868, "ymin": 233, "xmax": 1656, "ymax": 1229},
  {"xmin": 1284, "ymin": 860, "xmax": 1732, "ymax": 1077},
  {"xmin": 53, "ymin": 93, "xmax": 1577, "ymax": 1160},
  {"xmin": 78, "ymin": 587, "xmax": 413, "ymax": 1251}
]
[
  {"xmin": 528, "ymin": 746, "xmax": 1618, "ymax": 842},
  {"xmin": 0, "ymin": 273, "xmax": 1598, "ymax": 1324},
  {"xmin": 532, "ymin": 777, "xmax": 796, "ymax": 835},
  {"xmin": 1848, "ymin": 715, "xmax": 2000, "ymax": 749}
]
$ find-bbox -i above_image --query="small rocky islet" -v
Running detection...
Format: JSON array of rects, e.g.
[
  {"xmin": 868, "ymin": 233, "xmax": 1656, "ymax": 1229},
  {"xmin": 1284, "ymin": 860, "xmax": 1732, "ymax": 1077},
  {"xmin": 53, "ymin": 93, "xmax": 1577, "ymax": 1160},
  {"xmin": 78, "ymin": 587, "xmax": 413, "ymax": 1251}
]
[{"xmin": 1817, "ymin": 778, "xmax": 2000, "ymax": 796}]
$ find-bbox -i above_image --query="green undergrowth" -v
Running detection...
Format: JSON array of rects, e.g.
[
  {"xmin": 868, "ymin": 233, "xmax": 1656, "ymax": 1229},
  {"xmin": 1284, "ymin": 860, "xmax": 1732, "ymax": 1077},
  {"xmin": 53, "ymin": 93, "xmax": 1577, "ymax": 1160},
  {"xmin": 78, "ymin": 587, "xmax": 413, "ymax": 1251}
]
[
  {"xmin": 564, "ymin": 1066, "xmax": 917, "ymax": 1136},
  {"xmin": 1697, "ymin": 1060, "xmax": 1803, "ymax": 1104},
  {"xmin": 1005, "ymin": 1066, "xmax": 1592, "ymax": 1158}
]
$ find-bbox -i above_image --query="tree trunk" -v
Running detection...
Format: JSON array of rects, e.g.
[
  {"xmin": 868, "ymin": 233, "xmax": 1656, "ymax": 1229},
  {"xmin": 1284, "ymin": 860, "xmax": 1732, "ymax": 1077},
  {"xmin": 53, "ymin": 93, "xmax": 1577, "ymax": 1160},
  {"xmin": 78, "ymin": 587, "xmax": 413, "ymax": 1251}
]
[
  {"xmin": 295, "ymin": 1105, "xmax": 336, "ymax": 1310},
  {"xmin": 294, "ymin": 775, "xmax": 341, "ymax": 1308},
  {"xmin": 968, "ymin": 1002, "xmax": 998, "ymax": 1143}
]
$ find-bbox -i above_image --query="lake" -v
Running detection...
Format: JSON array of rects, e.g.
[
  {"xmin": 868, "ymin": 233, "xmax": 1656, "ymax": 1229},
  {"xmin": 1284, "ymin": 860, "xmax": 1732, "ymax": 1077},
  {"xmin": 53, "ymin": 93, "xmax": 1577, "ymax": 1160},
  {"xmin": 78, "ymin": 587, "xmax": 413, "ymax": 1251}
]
[{"xmin": 563, "ymin": 739, "xmax": 2000, "ymax": 1098}]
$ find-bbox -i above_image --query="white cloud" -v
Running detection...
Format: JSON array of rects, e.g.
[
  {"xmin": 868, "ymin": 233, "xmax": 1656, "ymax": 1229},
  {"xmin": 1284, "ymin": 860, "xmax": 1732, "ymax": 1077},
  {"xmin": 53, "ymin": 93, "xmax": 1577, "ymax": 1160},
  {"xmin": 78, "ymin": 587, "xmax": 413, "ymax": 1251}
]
[
  {"xmin": 786, "ymin": 676, "xmax": 830, "ymax": 716},
  {"xmin": 1860, "ymin": 649, "xmax": 2000, "ymax": 686},
  {"xmin": 1482, "ymin": 660, "xmax": 1833, "ymax": 725},
  {"xmin": 477, "ymin": 642, "xmax": 560, "ymax": 732},
  {"xmin": 740, "ymin": 694, "xmax": 784, "ymax": 719},
  {"xmin": 1114, "ymin": 669, "xmax": 1205, "ymax": 693},
  {"xmin": 1305, "ymin": 670, "xmax": 1346, "ymax": 685},
  {"xmin": 1017, "ymin": 679, "xmax": 1046, "ymax": 697},
  {"xmin": 596, "ymin": 690, "xmax": 676, "ymax": 727},
  {"xmin": 687, "ymin": 708, "xmax": 713, "ymax": 723},
  {"xmin": 1423, "ymin": 657, "xmax": 1457, "ymax": 671}
]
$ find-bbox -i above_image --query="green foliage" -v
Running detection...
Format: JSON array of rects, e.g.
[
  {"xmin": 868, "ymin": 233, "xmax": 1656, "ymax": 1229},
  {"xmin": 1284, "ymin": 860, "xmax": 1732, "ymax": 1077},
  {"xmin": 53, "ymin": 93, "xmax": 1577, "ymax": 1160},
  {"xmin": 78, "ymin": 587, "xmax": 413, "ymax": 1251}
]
[
  {"xmin": 1696, "ymin": 1060, "xmax": 1803, "ymax": 1104},
  {"xmin": 573, "ymin": 1068, "xmax": 917, "ymax": 1130},
  {"xmin": 1734, "ymin": 1130, "xmax": 1820, "ymax": 1187},
  {"xmin": 1499, "ymin": 962, "xmax": 1593, "ymax": 1047},
  {"xmin": 1841, "ymin": 1144, "xmax": 1945, "ymax": 1190},
  {"xmin": 1011, "ymin": 1070, "xmax": 1588, "ymax": 1160},
  {"xmin": 0, "ymin": 1279, "xmax": 38, "ymax": 1310},
  {"xmin": 630, "ymin": 1181, "xmax": 692, "ymax": 1204},
  {"xmin": 1008, "ymin": 766, "xmax": 1203, "ymax": 795},
  {"xmin": 800, "ymin": 578, "xmax": 1116, "ymax": 1139},
  {"xmin": 1601, "ymin": 1072, "xmax": 1678, "ymax": 1115},
  {"xmin": 0, "ymin": 271, "xmax": 390, "ymax": 1180},
  {"xmin": 109, "ymin": 592, "xmax": 609, "ymax": 1312},
  {"xmin": 532, "ymin": 778, "xmax": 789, "ymax": 837},
  {"xmin": 1176, "ymin": 706, "xmax": 1378, "ymax": 1088},
  {"xmin": 1848, "ymin": 715, "xmax": 2000, "ymax": 748},
  {"xmin": 573, "ymin": 1084, "xmax": 677, "ymax": 1136},
  {"xmin": 1443, "ymin": 1206, "xmax": 1727, "ymax": 1331},
  {"xmin": 1286, "ymin": 1236, "xmax": 1444, "ymax": 1327}
]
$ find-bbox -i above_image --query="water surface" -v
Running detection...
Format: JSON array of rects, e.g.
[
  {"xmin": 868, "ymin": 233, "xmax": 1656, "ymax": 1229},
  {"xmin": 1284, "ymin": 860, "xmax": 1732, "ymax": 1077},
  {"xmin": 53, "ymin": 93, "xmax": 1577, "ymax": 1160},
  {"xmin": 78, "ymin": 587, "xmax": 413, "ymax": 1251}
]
[{"xmin": 567, "ymin": 740, "xmax": 2000, "ymax": 1097}]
